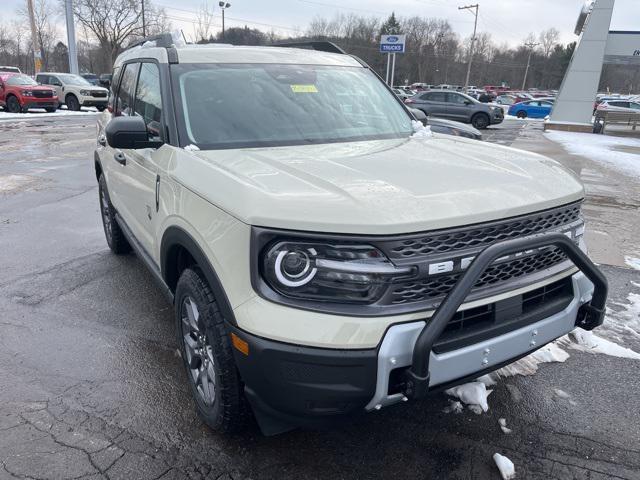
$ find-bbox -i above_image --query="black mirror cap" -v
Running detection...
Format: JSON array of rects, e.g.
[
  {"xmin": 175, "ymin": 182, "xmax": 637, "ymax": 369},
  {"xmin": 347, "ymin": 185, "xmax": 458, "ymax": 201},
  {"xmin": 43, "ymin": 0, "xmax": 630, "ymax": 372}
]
[
  {"xmin": 409, "ymin": 107, "xmax": 427, "ymax": 125},
  {"xmin": 106, "ymin": 116, "xmax": 155, "ymax": 149}
]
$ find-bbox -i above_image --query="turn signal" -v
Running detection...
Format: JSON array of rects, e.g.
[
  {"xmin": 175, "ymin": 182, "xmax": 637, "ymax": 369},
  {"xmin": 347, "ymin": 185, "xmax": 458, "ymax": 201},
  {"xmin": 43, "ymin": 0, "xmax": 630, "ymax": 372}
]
[{"xmin": 231, "ymin": 333, "xmax": 249, "ymax": 356}]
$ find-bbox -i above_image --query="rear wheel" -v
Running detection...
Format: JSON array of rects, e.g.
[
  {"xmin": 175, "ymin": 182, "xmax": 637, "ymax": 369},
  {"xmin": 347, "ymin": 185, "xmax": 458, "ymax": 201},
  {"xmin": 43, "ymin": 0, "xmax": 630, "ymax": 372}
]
[
  {"xmin": 516, "ymin": 110, "xmax": 528, "ymax": 119},
  {"xmin": 66, "ymin": 94, "xmax": 80, "ymax": 111},
  {"xmin": 471, "ymin": 113, "xmax": 490, "ymax": 129},
  {"xmin": 98, "ymin": 174, "xmax": 131, "ymax": 254},
  {"xmin": 6, "ymin": 96, "xmax": 21, "ymax": 113},
  {"xmin": 175, "ymin": 268, "xmax": 250, "ymax": 433}
]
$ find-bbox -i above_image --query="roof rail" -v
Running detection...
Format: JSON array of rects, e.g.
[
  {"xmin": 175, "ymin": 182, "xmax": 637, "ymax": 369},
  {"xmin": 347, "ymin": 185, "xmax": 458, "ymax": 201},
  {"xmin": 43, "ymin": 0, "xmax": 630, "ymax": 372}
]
[
  {"xmin": 270, "ymin": 41, "xmax": 346, "ymax": 55},
  {"xmin": 125, "ymin": 33, "xmax": 175, "ymax": 51}
]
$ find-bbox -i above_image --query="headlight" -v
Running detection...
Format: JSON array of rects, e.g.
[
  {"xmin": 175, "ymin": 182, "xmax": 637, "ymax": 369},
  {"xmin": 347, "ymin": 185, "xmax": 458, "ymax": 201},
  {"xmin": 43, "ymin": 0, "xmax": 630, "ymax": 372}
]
[
  {"xmin": 80, "ymin": 89, "xmax": 91, "ymax": 96},
  {"xmin": 22, "ymin": 90, "xmax": 34, "ymax": 96},
  {"xmin": 261, "ymin": 241, "xmax": 413, "ymax": 304}
]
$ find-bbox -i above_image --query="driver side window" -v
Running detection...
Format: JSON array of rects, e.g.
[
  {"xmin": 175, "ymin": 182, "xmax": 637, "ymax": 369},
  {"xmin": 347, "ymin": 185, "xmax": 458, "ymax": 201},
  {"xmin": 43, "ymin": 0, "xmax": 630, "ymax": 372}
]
[{"xmin": 115, "ymin": 63, "xmax": 140, "ymax": 116}]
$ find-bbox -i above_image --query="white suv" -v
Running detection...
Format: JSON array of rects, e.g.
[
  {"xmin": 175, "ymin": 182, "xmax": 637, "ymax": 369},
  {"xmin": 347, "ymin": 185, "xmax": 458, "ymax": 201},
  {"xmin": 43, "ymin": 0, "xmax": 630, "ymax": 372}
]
[
  {"xmin": 36, "ymin": 72, "xmax": 109, "ymax": 111},
  {"xmin": 95, "ymin": 34, "xmax": 608, "ymax": 435}
]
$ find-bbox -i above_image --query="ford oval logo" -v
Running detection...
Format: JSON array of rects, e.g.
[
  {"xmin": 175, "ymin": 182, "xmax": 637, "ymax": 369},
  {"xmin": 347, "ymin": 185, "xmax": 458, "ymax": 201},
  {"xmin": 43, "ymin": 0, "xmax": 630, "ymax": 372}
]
[{"xmin": 387, "ymin": 36, "xmax": 399, "ymax": 42}]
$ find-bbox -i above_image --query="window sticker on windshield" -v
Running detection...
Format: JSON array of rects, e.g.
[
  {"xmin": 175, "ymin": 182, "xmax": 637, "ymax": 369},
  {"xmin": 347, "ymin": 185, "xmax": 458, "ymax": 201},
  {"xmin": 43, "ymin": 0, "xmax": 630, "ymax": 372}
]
[{"xmin": 290, "ymin": 84, "xmax": 318, "ymax": 93}]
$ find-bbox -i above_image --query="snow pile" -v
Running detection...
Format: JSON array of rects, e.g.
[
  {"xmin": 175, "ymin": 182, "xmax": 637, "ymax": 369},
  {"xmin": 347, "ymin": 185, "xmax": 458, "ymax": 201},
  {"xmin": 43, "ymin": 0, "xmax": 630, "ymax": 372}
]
[
  {"xmin": 411, "ymin": 120, "xmax": 433, "ymax": 138},
  {"xmin": 445, "ymin": 381, "xmax": 492, "ymax": 413},
  {"xmin": 442, "ymin": 400, "xmax": 464, "ymax": 414},
  {"xmin": 545, "ymin": 130, "xmax": 640, "ymax": 179},
  {"xmin": 183, "ymin": 144, "xmax": 200, "ymax": 151},
  {"xmin": 558, "ymin": 330, "xmax": 640, "ymax": 360},
  {"xmin": 484, "ymin": 342, "xmax": 569, "ymax": 383},
  {"xmin": 498, "ymin": 418, "xmax": 512, "ymax": 434},
  {"xmin": 493, "ymin": 453, "xmax": 516, "ymax": 480},
  {"xmin": 625, "ymin": 256, "xmax": 640, "ymax": 271}
]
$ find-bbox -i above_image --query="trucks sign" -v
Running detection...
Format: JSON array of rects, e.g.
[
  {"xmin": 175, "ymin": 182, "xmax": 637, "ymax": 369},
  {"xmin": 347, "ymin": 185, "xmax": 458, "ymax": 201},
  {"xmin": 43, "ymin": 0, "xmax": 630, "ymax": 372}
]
[{"xmin": 380, "ymin": 34, "xmax": 406, "ymax": 53}]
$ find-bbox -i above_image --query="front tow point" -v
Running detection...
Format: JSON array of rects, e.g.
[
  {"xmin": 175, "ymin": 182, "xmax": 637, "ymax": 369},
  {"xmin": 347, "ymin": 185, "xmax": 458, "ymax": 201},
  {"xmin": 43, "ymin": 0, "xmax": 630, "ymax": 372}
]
[{"xmin": 403, "ymin": 370, "xmax": 429, "ymax": 400}]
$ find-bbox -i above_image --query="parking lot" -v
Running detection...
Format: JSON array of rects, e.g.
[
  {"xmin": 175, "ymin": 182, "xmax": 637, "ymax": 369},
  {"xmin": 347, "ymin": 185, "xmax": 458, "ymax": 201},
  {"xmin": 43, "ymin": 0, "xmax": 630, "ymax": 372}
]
[{"xmin": 1, "ymin": 114, "xmax": 639, "ymax": 480}]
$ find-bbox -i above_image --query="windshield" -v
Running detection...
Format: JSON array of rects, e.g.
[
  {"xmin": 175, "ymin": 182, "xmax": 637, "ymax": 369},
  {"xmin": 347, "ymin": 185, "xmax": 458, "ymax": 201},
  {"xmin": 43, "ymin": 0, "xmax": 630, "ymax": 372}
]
[
  {"xmin": 7, "ymin": 75, "xmax": 38, "ymax": 86},
  {"xmin": 172, "ymin": 63, "xmax": 413, "ymax": 150},
  {"xmin": 57, "ymin": 74, "xmax": 92, "ymax": 86}
]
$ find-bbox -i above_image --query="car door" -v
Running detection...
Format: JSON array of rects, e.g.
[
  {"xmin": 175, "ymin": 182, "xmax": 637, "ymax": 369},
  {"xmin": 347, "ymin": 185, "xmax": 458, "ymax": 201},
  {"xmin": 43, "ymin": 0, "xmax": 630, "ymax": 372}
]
[
  {"xmin": 419, "ymin": 91, "xmax": 448, "ymax": 117},
  {"xmin": 45, "ymin": 75, "xmax": 64, "ymax": 100},
  {"xmin": 445, "ymin": 92, "xmax": 472, "ymax": 121},
  {"xmin": 0, "ymin": 77, "xmax": 6, "ymax": 107},
  {"xmin": 113, "ymin": 61, "xmax": 165, "ymax": 254}
]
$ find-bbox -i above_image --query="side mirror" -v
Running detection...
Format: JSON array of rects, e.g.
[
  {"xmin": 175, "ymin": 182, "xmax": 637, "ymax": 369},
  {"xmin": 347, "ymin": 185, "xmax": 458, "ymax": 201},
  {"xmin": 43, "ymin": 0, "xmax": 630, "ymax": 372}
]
[
  {"xmin": 105, "ymin": 116, "xmax": 162, "ymax": 149},
  {"xmin": 465, "ymin": 100, "xmax": 473, "ymax": 105},
  {"xmin": 409, "ymin": 107, "xmax": 427, "ymax": 125}
]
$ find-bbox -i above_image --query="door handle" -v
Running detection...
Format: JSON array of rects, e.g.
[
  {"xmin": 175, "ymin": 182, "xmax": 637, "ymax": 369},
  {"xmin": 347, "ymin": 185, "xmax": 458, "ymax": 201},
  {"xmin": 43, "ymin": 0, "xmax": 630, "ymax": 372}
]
[{"xmin": 114, "ymin": 151, "xmax": 126, "ymax": 165}]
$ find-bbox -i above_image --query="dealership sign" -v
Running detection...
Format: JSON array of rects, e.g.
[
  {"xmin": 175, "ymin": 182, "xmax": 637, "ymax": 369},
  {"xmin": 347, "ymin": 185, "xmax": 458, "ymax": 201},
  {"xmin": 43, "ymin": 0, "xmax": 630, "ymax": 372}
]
[
  {"xmin": 380, "ymin": 34, "xmax": 406, "ymax": 53},
  {"xmin": 604, "ymin": 31, "xmax": 640, "ymax": 64}
]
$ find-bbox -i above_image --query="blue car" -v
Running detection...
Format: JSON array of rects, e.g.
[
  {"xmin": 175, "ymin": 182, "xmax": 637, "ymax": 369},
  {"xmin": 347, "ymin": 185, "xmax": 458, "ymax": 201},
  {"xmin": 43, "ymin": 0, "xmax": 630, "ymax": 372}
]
[{"xmin": 509, "ymin": 100, "xmax": 554, "ymax": 119}]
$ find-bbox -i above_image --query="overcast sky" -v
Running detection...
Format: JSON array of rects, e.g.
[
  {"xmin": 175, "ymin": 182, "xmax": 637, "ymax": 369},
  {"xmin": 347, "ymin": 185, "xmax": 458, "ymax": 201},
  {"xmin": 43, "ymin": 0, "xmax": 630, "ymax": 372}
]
[{"xmin": 4, "ymin": 0, "xmax": 640, "ymax": 46}]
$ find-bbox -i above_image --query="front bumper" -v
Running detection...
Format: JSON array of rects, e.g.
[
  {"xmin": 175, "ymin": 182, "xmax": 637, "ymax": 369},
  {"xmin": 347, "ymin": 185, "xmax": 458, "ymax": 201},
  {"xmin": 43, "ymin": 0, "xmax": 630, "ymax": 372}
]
[
  {"xmin": 231, "ymin": 234, "xmax": 607, "ymax": 435},
  {"xmin": 80, "ymin": 98, "xmax": 108, "ymax": 107},
  {"xmin": 23, "ymin": 100, "xmax": 59, "ymax": 110}
]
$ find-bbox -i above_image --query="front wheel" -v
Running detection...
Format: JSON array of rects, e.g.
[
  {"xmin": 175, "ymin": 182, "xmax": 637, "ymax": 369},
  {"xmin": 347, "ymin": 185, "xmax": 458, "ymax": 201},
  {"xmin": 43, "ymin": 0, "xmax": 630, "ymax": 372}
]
[
  {"xmin": 6, "ymin": 96, "xmax": 22, "ymax": 113},
  {"xmin": 516, "ymin": 111, "xmax": 528, "ymax": 119},
  {"xmin": 175, "ymin": 268, "xmax": 250, "ymax": 433},
  {"xmin": 98, "ymin": 174, "xmax": 131, "ymax": 254},
  {"xmin": 471, "ymin": 113, "xmax": 490, "ymax": 129},
  {"xmin": 66, "ymin": 94, "xmax": 80, "ymax": 111}
]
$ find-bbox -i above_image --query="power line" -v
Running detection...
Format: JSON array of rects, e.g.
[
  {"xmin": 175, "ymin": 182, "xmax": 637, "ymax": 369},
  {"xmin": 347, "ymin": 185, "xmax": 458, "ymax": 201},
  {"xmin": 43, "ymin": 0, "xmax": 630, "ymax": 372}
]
[{"xmin": 458, "ymin": 3, "xmax": 478, "ymax": 90}]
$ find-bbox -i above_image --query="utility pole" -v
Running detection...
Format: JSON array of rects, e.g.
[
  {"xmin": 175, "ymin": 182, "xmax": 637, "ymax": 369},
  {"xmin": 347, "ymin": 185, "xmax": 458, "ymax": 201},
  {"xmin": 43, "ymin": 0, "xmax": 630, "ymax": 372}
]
[
  {"xmin": 522, "ymin": 42, "xmax": 540, "ymax": 90},
  {"xmin": 219, "ymin": 2, "xmax": 231, "ymax": 41},
  {"xmin": 26, "ymin": 0, "xmax": 42, "ymax": 74},
  {"xmin": 64, "ymin": 0, "xmax": 79, "ymax": 74},
  {"xmin": 142, "ymin": 0, "xmax": 146, "ymax": 37},
  {"xmin": 458, "ymin": 3, "xmax": 479, "ymax": 92}
]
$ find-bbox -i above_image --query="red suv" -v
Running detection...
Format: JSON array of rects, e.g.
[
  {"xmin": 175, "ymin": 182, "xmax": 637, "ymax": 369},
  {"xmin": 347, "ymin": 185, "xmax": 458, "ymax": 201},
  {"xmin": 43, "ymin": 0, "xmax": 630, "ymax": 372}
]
[{"xmin": 0, "ymin": 73, "xmax": 59, "ymax": 113}]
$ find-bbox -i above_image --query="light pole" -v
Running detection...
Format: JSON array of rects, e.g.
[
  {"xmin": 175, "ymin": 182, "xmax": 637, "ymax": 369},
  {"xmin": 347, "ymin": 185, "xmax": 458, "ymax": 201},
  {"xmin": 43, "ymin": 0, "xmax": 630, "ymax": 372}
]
[
  {"xmin": 219, "ymin": 2, "xmax": 231, "ymax": 41},
  {"xmin": 458, "ymin": 3, "xmax": 479, "ymax": 92},
  {"xmin": 64, "ymin": 0, "xmax": 79, "ymax": 74},
  {"xmin": 522, "ymin": 42, "xmax": 540, "ymax": 90},
  {"xmin": 142, "ymin": 0, "xmax": 146, "ymax": 37}
]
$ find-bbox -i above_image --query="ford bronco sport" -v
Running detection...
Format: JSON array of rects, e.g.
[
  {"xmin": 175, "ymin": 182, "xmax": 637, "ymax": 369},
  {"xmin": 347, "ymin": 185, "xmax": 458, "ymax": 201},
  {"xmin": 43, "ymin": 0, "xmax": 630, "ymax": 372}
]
[{"xmin": 94, "ymin": 34, "xmax": 608, "ymax": 435}]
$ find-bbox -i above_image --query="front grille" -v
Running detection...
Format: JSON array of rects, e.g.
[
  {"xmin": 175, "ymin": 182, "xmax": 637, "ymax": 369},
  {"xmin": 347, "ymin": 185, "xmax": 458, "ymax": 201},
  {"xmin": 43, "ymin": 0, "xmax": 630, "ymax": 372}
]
[
  {"xmin": 390, "ymin": 247, "xmax": 568, "ymax": 305},
  {"xmin": 433, "ymin": 277, "xmax": 574, "ymax": 353},
  {"xmin": 91, "ymin": 90, "xmax": 107, "ymax": 98},
  {"xmin": 33, "ymin": 90, "xmax": 53, "ymax": 98},
  {"xmin": 384, "ymin": 202, "xmax": 581, "ymax": 259}
]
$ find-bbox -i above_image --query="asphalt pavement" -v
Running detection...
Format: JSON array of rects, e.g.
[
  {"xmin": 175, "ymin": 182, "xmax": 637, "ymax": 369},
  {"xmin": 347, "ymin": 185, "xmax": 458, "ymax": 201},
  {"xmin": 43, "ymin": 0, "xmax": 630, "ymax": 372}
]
[{"xmin": 0, "ymin": 115, "xmax": 639, "ymax": 480}]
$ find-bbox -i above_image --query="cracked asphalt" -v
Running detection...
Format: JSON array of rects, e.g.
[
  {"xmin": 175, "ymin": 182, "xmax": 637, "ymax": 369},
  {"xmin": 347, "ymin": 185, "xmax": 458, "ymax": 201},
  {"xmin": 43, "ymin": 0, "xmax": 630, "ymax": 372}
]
[{"xmin": 0, "ymin": 115, "xmax": 639, "ymax": 480}]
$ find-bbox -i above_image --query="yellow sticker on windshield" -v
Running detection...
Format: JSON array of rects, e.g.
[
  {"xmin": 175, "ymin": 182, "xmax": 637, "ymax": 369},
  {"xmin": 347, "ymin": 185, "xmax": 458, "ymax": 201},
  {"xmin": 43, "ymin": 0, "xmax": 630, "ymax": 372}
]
[{"xmin": 291, "ymin": 84, "xmax": 318, "ymax": 93}]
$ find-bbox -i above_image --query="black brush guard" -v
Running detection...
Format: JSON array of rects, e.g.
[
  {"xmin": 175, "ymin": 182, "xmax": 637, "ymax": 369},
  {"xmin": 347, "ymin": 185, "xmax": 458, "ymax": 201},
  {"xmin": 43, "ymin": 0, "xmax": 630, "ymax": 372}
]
[{"xmin": 403, "ymin": 233, "xmax": 608, "ymax": 400}]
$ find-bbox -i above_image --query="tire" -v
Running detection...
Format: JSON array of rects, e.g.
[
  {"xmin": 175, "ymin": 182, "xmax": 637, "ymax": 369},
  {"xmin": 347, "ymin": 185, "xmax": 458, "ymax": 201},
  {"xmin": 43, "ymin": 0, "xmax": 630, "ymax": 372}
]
[
  {"xmin": 66, "ymin": 94, "xmax": 80, "ymax": 111},
  {"xmin": 45, "ymin": 107, "xmax": 56, "ymax": 113},
  {"xmin": 175, "ymin": 268, "xmax": 250, "ymax": 433},
  {"xmin": 96, "ymin": 106, "xmax": 106, "ymax": 112},
  {"xmin": 6, "ymin": 96, "xmax": 22, "ymax": 113},
  {"xmin": 471, "ymin": 113, "xmax": 490, "ymax": 129},
  {"xmin": 98, "ymin": 174, "xmax": 131, "ymax": 254},
  {"xmin": 516, "ymin": 111, "xmax": 527, "ymax": 119}
]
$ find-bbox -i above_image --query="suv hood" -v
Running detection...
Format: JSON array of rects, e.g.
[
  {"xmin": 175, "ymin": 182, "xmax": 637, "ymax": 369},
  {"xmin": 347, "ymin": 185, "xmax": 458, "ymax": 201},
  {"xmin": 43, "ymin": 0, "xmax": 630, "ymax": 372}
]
[{"xmin": 170, "ymin": 135, "xmax": 584, "ymax": 235}]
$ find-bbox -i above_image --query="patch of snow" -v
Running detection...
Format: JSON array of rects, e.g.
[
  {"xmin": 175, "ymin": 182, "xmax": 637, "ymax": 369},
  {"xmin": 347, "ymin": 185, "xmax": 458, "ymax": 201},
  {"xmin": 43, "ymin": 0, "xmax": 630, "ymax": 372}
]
[
  {"xmin": 0, "ymin": 174, "xmax": 35, "ymax": 193},
  {"xmin": 553, "ymin": 388, "xmax": 570, "ymax": 399},
  {"xmin": 0, "ymin": 107, "xmax": 99, "ymax": 122},
  {"xmin": 183, "ymin": 144, "xmax": 200, "ymax": 151},
  {"xmin": 498, "ymin": 418, "xmax": 512, "ymax": 434},
  {"xmin": 625, "ymin": 256, "xmax": 640, "ymax": 271},
  {"xmin": 476, "ymin": 374, "xmax": 497, "ymax": 387},
  {"xmin": 443, "ymin": 400, "xmax": 464, "ymax": 414},
  {"xmin": 445, "ymin": 381, "xmax": 492, "ymax": 412},
  {"xmin": 486, "ymin": 342, "xmax": 569, "ymax": 383},
  {"xmin": 545, "ymin": 130, "xmax": 640, "ymax": 179},
  {"xmin": 411, "ymin": 120, "xmax": 433, "ymax": 138},
  {"xmin": 493, "ymin": 453, "xmax": 516, "ymax": 480},
  {"xmin": 559, "ymin": 330, "xmax": 640, "ymax": 360}
]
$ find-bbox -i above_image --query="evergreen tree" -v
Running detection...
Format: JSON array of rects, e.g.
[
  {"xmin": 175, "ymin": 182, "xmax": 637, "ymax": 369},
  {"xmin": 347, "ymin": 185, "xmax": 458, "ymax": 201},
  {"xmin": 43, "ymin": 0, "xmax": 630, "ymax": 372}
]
[{"xmin": 380, "ymin": 13, "xmax": 401, "ymax": 35}]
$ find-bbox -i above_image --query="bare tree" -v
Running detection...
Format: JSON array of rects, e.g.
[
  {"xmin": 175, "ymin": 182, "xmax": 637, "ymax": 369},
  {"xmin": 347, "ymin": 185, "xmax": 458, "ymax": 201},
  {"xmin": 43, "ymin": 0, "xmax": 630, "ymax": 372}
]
[
  {"xmin": 18, "ymin": 0, "xmax": 58, "ymax": 70},
  {"xmin": 194, "ymin": 1, "xmax": 216, "ymax": 43},
  {"xmin": 539, "ymin": 28, "xmax": 560, "ymax": 58}
]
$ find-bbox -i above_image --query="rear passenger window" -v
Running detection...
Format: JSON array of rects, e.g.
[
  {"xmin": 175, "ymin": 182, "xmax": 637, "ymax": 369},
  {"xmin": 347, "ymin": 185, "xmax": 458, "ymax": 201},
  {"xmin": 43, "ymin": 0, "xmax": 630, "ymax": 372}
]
[
  {"xmin": 134, "ymin": 63, "xmax": 163, "ymax": 140},
  {"xmin": 115, "ymin": 63, "xmax": 139, "ymax": 116},
  {"xmin": 426, "ymin": 92, "xmax": 446, "ymax": 102}
]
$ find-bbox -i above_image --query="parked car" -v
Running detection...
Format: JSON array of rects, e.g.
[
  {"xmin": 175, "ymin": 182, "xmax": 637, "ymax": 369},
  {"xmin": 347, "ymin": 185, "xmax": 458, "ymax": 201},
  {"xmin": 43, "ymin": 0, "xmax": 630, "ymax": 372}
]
[
  {"xmin": 596, "ymin": 99, "xmax": 640, "ymax": 113},
  {"xmin": 98, "ymin": 73, "xmax": 112, "ymax": 88},
  {"xmin": 392, "ymin": 88, "xmax": 412, "ymax": 100},
  {"xmin": 410, "ymin": 108, "xmax": 482, "ymax": 140},
  {"xmin": 0, "ymin": 73, "xmax": 58, "ymax": 113},
  {"xmin": 508, "ymin": 100, "xmax": 554, "ymax": 119},
  {"xmin": 81, "ymin": 73, "xmax": 101, "ymax": 85},
  {"xmin": 95, "ymin": 33, "xmax": 606, "ymax": 436},
  {"xmin": 0, "ymin": 66, "xmax": 21, "ymax": 74},
  {"xmin": 406, "ymin": 90, "xmax": 504, "ymax": 129},
  {"xmin": 35, "ymin": 72, "xmax": 109, "ymax": 111}
]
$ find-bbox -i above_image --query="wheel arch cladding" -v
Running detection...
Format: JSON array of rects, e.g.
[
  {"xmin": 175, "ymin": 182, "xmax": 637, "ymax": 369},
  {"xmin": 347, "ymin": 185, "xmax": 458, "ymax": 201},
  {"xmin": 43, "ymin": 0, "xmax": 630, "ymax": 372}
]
[
  {"xmin": 94, "ymin": 151, "xmax": 103, "ymax": 181},
  {"xmin": 161, "ymin": 226, "xmax": 237, "ymax": 325}
]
